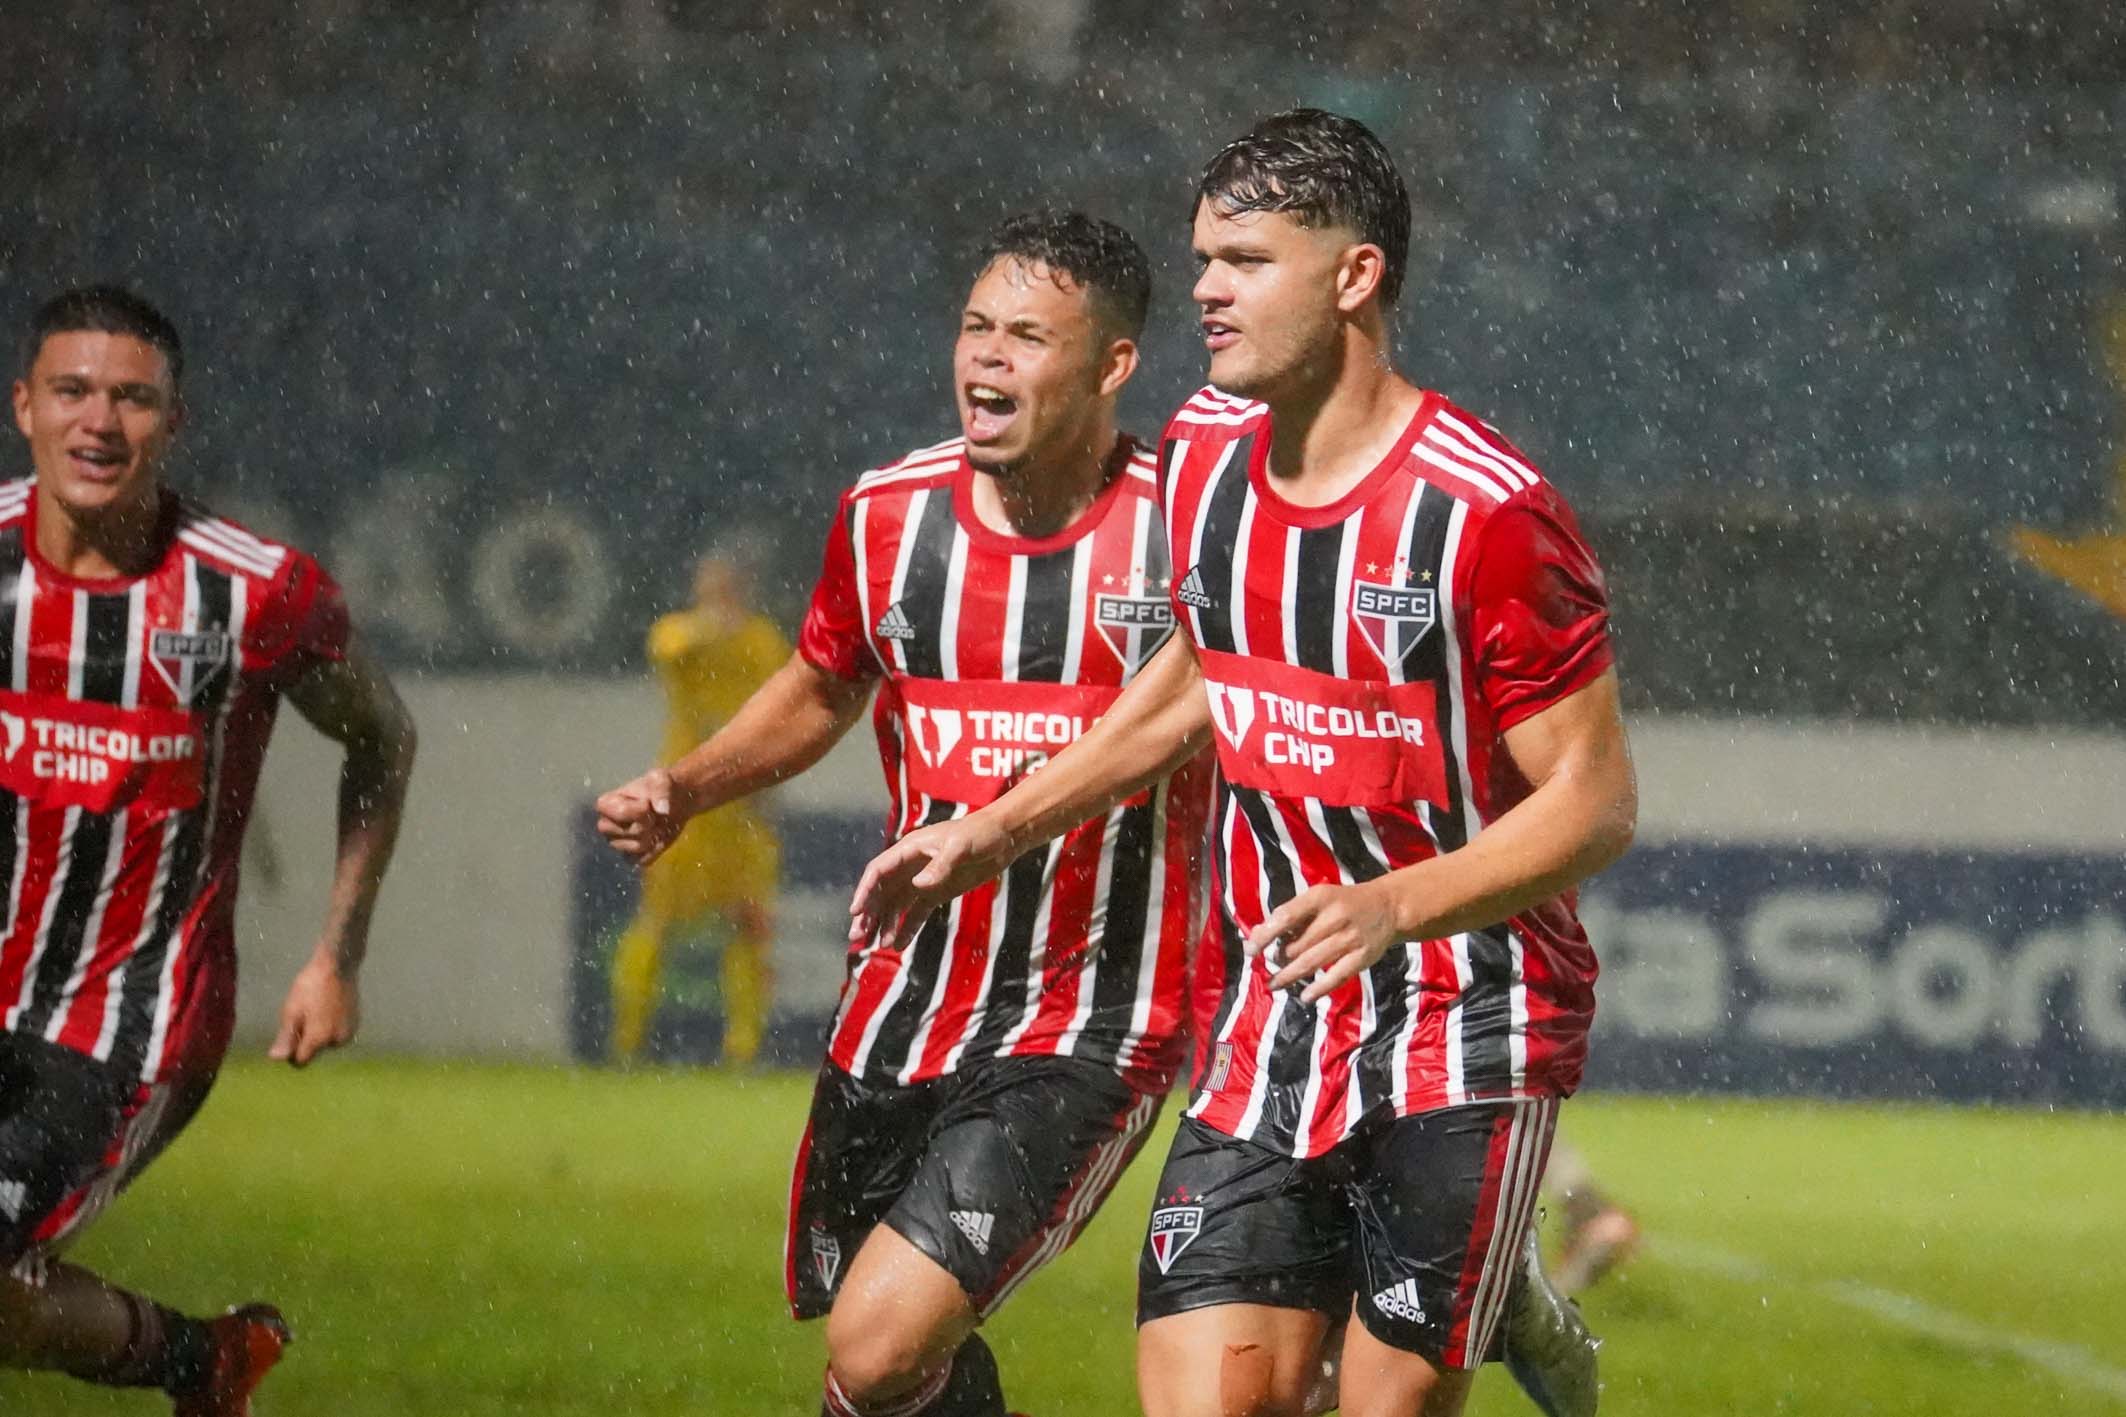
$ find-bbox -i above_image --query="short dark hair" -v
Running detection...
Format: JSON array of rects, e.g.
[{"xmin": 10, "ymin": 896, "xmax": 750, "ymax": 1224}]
[
  {"xmin": 977, "ymin": 211, "xmax": 1152, "ymax": 343},
  {"xmin": 1196, "ymin": 109, "xmax": 1412, "ymax": 307},
  {"xmin": 19, "ymin": 286, "xmax": 184, "ymax": 388}
]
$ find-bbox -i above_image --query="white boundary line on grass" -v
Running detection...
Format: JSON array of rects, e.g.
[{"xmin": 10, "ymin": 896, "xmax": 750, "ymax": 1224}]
[{"xmin": 1654, "ymin": 1236, "xmax": 2126, "ymax": 1406}]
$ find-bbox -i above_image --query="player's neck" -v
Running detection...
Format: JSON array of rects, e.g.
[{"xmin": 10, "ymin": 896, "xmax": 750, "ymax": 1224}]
[
  {"xmin": 1259, "ymin": 337, "xmax": 1424, "ymax": 510},
  {"xmin": 34, "ymin": 486, "xmax": 165, "ymax": 580},
  {"xmin": 971, "ymin": 420, "xmax": 1123, "ymax": 541}
]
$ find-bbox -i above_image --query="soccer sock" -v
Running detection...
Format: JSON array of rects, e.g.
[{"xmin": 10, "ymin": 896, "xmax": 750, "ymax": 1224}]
[
  {"xmin": 64, "ymin": 1292, "xmax": 213, "ymax": 1393},
  {"xmin": 819, "ymin": 1334, "xmax": 1005, "ymax": 1417}
]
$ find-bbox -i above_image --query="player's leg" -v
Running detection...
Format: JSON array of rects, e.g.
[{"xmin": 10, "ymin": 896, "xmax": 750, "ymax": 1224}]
[
  {"xmin": 0, "ymin": 1040, "xmax": 284, "ymax": 1407},
  {"xmin": 1336, "ymin": 1096, "xmax": 1587, "ymax": 1417},
  {"xmin": 719, "ymin": 897, "xmax": 775, "ymax": 1067},
  {"xmin": 1133, "ymin": 1117, "xmax": 1350, "ymax": 1417},
  {"xmin": 824, "ymin": 1056, "xmax": 1161, "ymax": 1415},
  {"xmin": 610, "ymin": 858, "xmax": 679, "ymax": 1062},
  {"xmin": 1543, "ymin": 1135, "xmax": 1638, "ymax": 1296}
]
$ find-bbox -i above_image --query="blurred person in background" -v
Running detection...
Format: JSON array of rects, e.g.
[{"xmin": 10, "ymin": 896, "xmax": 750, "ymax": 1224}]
[
  {"xmin": 0, "ymin": 287, "xmax": 416, "ymax": 1415},
  {"xmin": 1543, "ymin": 1140, "xmax": 1639, "ymax": 1297},
  {"xmin": 599, "ymin": 211, "xmax": 1212, "ymax": 1417},
  {"xmin": 852, "ymin": 110, "xmax": 1632, "ymax": 1417},
  {"xmin": 609, "ymin": 539, "xmax": 789, "ymax": 1066}
]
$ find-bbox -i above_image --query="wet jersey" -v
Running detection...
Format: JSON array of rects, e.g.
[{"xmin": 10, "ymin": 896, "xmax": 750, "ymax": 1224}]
[
  {"xmin": 1163, "ymin": 388, "xmax": 1612, "ymax": 1158},
  {"xmin": 800, "ymin": 436, "xmax": 1212, "ymax": 1094},
  {"xmin": 0, "ymin": 482, "xmax": 348, "ymax": 1084}
]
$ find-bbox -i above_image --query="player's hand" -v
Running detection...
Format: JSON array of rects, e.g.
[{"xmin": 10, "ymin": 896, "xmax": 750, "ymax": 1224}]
[
  {"xmin": 269, "ymin": 955, "xmax": 360, "ymax": 1067},
  {"xmin": 1247, "ymin": 880, "xmax": 1405, "ymax": 1004},
  {"xmin": 596, "ymin": 768, "xmax": 686, "ymax": 867},
  {"xmin": 848, "ymin": 813, "xmax": 1018, "ymax": 952}
]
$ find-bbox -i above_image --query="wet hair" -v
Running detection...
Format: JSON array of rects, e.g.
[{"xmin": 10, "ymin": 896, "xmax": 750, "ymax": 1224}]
[
  {"xmin": 978, "ymin": 210, "xmax": 1152, "ymax": 343},
  {"xmin": 1195, "ymin": 108, "xmax": 1412, "ymax": 307},
  {"xmin": 18, "ymin": 286, "xmax": 184, "ymax": 389}
]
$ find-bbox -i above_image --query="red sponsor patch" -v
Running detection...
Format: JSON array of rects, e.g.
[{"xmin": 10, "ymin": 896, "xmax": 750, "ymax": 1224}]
[
  {"xmin": 897, "ymin": 678, "xmax": 1123, "ymax": 805},
  {"xmin": 0, "ymin": 690, "xmax": 206, "ymax": 813},
  {"xmin": 1196, "ymin": 649, "xmax": 1449, "ymax": 810}
]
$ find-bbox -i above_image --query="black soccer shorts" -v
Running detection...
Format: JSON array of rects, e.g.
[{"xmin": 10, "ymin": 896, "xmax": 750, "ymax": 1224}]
[
  {"xmin": 1135, "ymin": 1097, "xmax": 1557, "ymax": 1370},
  {"xmin": 785, "ymin": 1054, "xmax": 1161, "ymax": 1320},
  {"xmin": 0, "ymin": 1032, "xmax": 205, "ymax": 1287}
]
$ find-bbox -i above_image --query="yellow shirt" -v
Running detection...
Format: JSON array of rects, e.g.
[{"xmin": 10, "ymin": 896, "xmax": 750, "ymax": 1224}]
[{"xmin": 647, "ymin": 609, "xmax": 790, "ymax": 768}]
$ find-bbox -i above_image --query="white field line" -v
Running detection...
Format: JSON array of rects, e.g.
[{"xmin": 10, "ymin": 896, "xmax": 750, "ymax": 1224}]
[{"xmin": 1652, "ymin": 1235, "xmax": 2126, "ymax": 1406}]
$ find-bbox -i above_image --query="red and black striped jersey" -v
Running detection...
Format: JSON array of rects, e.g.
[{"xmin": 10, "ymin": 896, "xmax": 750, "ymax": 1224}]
[
  {"xmin": 0, "ymin": 481, "xmax": 348, "ymax": 1084},
  {"xmin": 1164, "ymin": 387, "xmax": 1612, "ymax": 1157},
  {"xmin": 800, "ymin": 436, "xmax": 1213, "ymax": 1094}
]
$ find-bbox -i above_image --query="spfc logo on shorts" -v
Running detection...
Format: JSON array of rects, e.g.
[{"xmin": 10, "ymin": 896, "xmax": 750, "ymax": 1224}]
[
  {"xmin": 1147, "ymin": 1205, "xmax": 1203, "ymax": 1274},
  {"xmin": 809, "ymin": 1227, "xmax": 843, "ymax": 1292},
  {"xmin": 1351, "ymin": 579, "xmax": 1436, "ymax": 665},
  {"xmin": 148, "ymin": 628, "xmax": 233, "ymax": 701}
]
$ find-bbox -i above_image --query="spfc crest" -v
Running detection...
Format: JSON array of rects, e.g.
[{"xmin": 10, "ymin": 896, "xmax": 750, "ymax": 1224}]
[
  {"xmin": 147, "ymin": 628, "xmax": 233, "ymax": 702},
  {"xmin": 1092, "ymin": 589, "xmax": 1174, "ymax": 667},
  {"xmin": 1350, "ymin": 579, "xmax": 1436, "ymax": 666},
  {"xmin": 1147, "ymin": 1205, "xmax": 1204, "ymax": 1275}
]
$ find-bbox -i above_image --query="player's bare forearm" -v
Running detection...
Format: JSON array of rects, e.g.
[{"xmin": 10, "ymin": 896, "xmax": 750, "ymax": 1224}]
[
  {"xmin": 286, "ymin": 641, "xmax": 418, "ymax": 977},
  {"xmin": 663, "ymin": 653, "xmax": 873, "ymax": 819},
  {"xmin": 849, "ymin": 634, "xmax": 1209, "ymax": 946},
  {"xmin": 1256, "ymin": 672, "xmax": 1635, "ymax": 1000},
  {"xmin": 987, "ymin": 632, "xmax": 1211, "ymax": 856},
  {"xmin": 596, "ymin": 654, "xmax": 872, "ymax": 866}
]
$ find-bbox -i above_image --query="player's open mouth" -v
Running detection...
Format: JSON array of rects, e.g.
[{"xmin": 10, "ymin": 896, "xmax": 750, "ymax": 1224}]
[
  {"xmin": 965, "ymin": 384, "xmax": 1019, "ymax": 442},
  {"xmin": 68, "ymin": 448, "xmax": 127, "ymax": 478},
  {"xmin": 1203, "ymin": 321, "xmax": 1239, "ymax": 352}
]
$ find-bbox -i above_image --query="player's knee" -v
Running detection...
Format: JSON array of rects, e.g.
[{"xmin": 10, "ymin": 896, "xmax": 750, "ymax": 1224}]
[
  {"xmin": 823, "ymin": 1300, "xmax": 947, "ymax": 1405},
  {"xmin": 1214, "ymin": 1341, "xmax": 1312, "ymax": 1417}
]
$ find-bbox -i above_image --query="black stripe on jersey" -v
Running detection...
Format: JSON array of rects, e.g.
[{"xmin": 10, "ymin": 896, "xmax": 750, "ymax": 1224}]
[
  {"xmin": 109, "ymin": 564, "xmax": 236, "ymax": 1079},
  {"xmin": 1290, "ymin": 527, "xmax": 1347, "ymax": 674},
  {"xmin": 1456, "ymin": 926, "xmax": 1517, "ymax": 1095},
  {"xmin": 16, "ymin": 592, "xmax": 136, "ymax": 1037},
  {"xmin": 888, "ymin": 490, "xmax": 959, "ymax": 681},
  {"xmin": 852, "ymin": 799, "xmax": 959, "ymax": 1073},
  {"xmin": 0, "ymin": 528, "xmax": 26, "ymax": 932},
  {"xmin": 1185, "ymin": 433, "xmax": 1257, "ymax": 657},
  {"xmin": 1319, "ymin": 808, "xmax": 1388, "ymax": 885},
  {"xmin": 1077, "ymin": 791, "xmax": 1158, "ymax": 1030},
  {"xmin": 1257, "ymin": 989, "xmax": 1325, "ymax": 1143},
  {"xmin": 962, "ymin": 839, "xmax": 1055, "ymax": 1061},
  {"xmin": 1226, "ymin": 783, "xmax": 1297, "ymax": 910},
  {"xmin": 0, "ymin": 527, "xmax": 23, "ymax": 689},
  {"xmin": 1011, "ymin": 548, "xmax": 1077, "ymax": 683}
]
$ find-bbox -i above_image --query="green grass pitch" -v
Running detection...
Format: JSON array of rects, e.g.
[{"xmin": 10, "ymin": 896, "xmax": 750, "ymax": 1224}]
[{"xmin": 5, "ymin": 1058, "xmax": 2121, "ymax": 1415}]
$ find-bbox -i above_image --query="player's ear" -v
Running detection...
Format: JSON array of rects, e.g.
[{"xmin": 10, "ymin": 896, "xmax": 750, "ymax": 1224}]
[
  {"xmin": 1096, "ymin": 336, "xmax": 1139, "ymax": 398},
  {"xmin": 10, "ymin": 381, "xmax": 29, "ymax": 439},
  {"xmin": 1335, "ymin": 243, "xmax": 1388, "ymax": 315}
]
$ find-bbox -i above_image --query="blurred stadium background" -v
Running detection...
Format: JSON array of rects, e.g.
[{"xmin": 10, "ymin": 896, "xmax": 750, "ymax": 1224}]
[{"xmin": 5, "ymin": 2, "xmax": 2125, "ymax": 1413}]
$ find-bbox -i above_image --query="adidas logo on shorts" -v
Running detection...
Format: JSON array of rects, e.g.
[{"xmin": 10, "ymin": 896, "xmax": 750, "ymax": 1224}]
[
  {"xmin": 875, "ymin": 602, "xmax": 917, "ymax": 641},
  {"xmin": 0, "ymin": 1178, "xmax": 25, "ymax": 1223},
  {"xmin": 1372, "ymin": 1278, "xmax": 1428, "ymax": 1326},
  {"xmin": 1174, "ymin": 567, "xmax": 1212, "ymax": 609},
  {"xmin": 950, "ymin": 1209, "xmax": 995, "ymax": 1256}
]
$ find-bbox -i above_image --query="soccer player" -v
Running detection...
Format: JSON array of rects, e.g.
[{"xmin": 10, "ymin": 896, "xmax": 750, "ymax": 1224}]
[
  {"xmin": 0, "ymin": 287, "xmax": 417, "ymax": 1415},
  {"xmin": 851, "ymin": 110, "xmax": 1636, "ymax": 1417},
  {"xmin": 596, "ymin": 212, "xmax": 1212, "ymax": 1417},
  {"xmin": 609, "ymin": 541, "xmax": 790, "ymax": 1065}
]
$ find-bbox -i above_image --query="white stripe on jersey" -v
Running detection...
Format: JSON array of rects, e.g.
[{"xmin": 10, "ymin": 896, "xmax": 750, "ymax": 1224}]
[
  {"xmin": 1433, "ymin": 411, "xmax": 1543, "ymax": 489},
  {"xmin": 1054, "ymin": 799, "xmax": 1123, "ymax": 1057},
  {"xmin": 11, "ymin": 593, "xmax": 93, "ymax": 1029},
  {"xmin": 1385, "ymin": 483, "xmax": 1431, "ymax": 683},
  {"xmin": 1331, "ymin": 517, "xmax": 1360, "ymax": 681},
  {"xmin": 1278, "ymin": 522, "xmax": 1301, "ymax": 667},
  {"xmin": 1113, "ymin": 778, "xmax": 1172, "ymax": 1077},
  {"xmin": 995, "ymin": 837, "xmax": 1065, "ymax": 1054},
  {"xmin": 855, "ymin": 457, "xmax": 959, "ymax": 495},
  {"xmin": 1422, "ymin": 422, "xmax": 1537, "ymax": 495},
  {"xmin": 1411, "ymin": 442, "xmax": 1511, "ymax": 505},
  {"xmin": 1231, "ymin": 983, "xmax": 1288, "ymax": 1142},
  {"xmin": 938, "ymin": 525, "xmax": 970, "ymax": 681},
  {"xmin": 999, "ymin": 552, "xmax": 1026, "ymax": 684},
  {"xmin": 882, "ymin": 490, "xmax": 929, "ymax": 678},
  {"xmin": 1058, "ymin": 537, "xmax": 1092, "ymax": 685},
  {"xmin": 176, "ymin": 525, "xmax": 278, "ymax": 579},
  {"xmin": 941, "ymin": 848, "xmax": 1012, "ymax": 1076},
  {"xmin": 1228, "ymin": 495, "xmax": 1257, "ymax": 657},
  {"xmin": 892, "ymin": 890, "xmax": 969, "ymax": 1086},
  {"xmin": 188, "ymin": 515, "xmax": 288, "ymax": 569},
  {"xmin": 1, "ymin": 559, "xmax": 34, "ymax": 943}
]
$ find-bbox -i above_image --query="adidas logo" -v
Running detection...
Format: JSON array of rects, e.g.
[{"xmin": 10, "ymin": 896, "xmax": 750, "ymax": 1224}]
[
  {"xmin": 0, "ymin": 1178, "xmax": 24, "ymax": 1223},
  {"xmin": 1174, "ymin": 567, "xmax": 1212, "ymax": 608},
  {"xmin": 950, "ymin": 1209, "xmax": 995, "ymax": 1255},
  {"xmin": 1372, "ymin": 1278, "xmax": 1428, "ymax": 1325},
  {"xmin": 874, "ymin": 602, "xmax": 917, "ymax": 641}
]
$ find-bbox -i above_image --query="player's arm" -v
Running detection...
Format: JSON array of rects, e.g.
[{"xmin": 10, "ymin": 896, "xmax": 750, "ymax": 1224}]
[
  {"xmin": 271, "ymin": 637, "xmax": 420, "ymax": 1065},
  {"xmin": 595, "ymin": 651, "xmax": 873, "ymax": 866},
  {"xmin": 849, "ymin": 630, "xmax": 1211, "ymax": 950}
]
